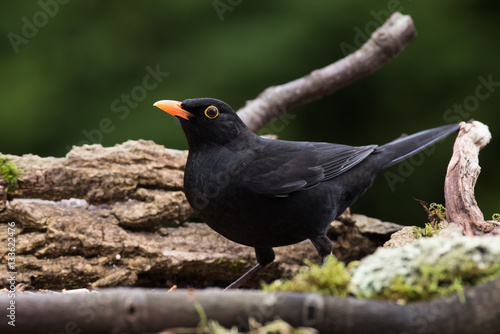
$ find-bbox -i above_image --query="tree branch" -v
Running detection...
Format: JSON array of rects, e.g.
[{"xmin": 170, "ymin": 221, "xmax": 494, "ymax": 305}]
[
  {"xmin": 236, "ymin": 12, "xmax": 416, "ymax": 132},
  {"xmin": 444, "ymin": 121, "xmax": 499, "ymax": 235},
  {"xmin": 3, "ymin": 277, "xmax": 500, "ymax": 333}
]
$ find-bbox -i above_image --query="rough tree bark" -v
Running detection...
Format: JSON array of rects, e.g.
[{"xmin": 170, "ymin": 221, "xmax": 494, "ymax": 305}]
[
  {"xmin": 0, "ymin": 141, "xmax": 310, "ymax": 289},
  {"xmin": 0, "ymin": 140, "xmax": 400, "ymax": 289}
]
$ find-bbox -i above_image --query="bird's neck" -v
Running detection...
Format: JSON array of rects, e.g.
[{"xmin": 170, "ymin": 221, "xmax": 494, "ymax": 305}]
[{"xmin": 183, "ymin": 123, "xmax": 257, "ymax": 153}]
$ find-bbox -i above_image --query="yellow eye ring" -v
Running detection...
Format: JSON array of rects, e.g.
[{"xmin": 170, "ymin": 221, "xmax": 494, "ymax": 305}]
[{"xmin": 204, "ymin": 106, "xmax": 219, "ymax": 119}]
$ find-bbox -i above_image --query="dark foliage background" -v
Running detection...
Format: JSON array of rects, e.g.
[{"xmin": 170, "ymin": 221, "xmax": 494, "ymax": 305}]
[{"xmin": 1, "ymin": 1, "xmax": 498, "ymax": 225}]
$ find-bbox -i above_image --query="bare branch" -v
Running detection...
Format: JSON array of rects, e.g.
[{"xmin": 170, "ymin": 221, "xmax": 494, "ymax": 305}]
[
  {"xmin": 237, "ymin": 12, "xmax": 417, "ymax": 132},
  {"xmin": 444, "ymin": 121, "xmax": 499, "ymax": 235},
  {"xmin": 3, "ymin": 277, "xmax": 500, "ymax": 333}
]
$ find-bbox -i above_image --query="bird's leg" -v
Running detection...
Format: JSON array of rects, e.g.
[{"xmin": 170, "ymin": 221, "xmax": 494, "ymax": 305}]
[
  {"xmin": 224, "ymin": 263, "xmax": 265, "ymax": 290},
  {"xmin": 225, "ymin": 248, "xmax": 275, "ymax": 290},
  {"xmin": 310, "ymin": 235, "xmax": 333, "ymax": 266}
]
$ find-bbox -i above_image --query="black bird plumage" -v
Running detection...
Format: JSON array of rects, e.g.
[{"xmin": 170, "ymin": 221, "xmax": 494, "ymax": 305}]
[{"xmin": 154, "ymin": 97, "xmax": 460, "ymax": 288}]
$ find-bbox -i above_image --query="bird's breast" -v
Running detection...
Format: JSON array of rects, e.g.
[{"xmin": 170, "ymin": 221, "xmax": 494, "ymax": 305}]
[{"xmin": 183, "ymin": 149, "xmax": 244, "ymax": 212}]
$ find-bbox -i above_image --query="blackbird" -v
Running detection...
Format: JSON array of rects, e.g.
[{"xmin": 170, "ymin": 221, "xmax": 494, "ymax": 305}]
[{"xmin": 154, "ymin": 98, "xmax": 460, "ymax": 289}]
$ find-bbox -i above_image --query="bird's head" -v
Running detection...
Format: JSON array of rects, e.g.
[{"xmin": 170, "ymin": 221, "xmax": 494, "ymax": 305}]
[{"xmin": 154, "ymin": 98, "xmax": 251, "ymax": 150}]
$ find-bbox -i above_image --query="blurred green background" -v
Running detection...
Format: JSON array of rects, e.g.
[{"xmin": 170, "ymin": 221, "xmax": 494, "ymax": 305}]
[{"xmin": 1, "ymin": 1, "xmax": 498, "ymax": 225}]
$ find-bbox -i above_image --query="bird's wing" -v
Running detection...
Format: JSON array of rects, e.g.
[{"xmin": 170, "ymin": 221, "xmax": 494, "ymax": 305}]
[
  {"xmin": 241, "ymin": 141, "xmax": 377, "ymax": 197},
  {"xmin": 312, "ymin": 142, "xmax": 378, "ymax": 180}
]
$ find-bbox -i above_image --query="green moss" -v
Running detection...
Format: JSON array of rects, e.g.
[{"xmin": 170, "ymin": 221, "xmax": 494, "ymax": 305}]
[
  {"xmin": 0, "ymin": 157, "xmax": 26, "ymax": 194},
  {"xmin": 218, "ymin": 256, "xmax": 245, "ymax": 271},
  {"xmin": 411, "ymin": 202, "xmax": 448, "ymax": 238},
  {"xmin": 194, "ymin": 303, "xmax": 316, "ymax": 334},
  {"xmin": 370, "ymin": 261, "xmax": 500, "ymax": 303},
  {"xmin": 261, "ymin": 255, "xmax": 353, "ymax": 296},
  {"xmin": 215, "ymin": 256, "xmax": 244, "ymax": 271},
  {"xmin": 247, "ymin": 318, "xmax": 317, "ymax": 334},
  {"xmin": 227, "ymin": 256, "xmax": 244, "ymax": 271},
  {"xmin": 429, "ymin": 203, "xmax": 446, "ymax": 221},
  {"xmin": 411, "ymin": 221, "xmax": 448, "ymax": 238}
]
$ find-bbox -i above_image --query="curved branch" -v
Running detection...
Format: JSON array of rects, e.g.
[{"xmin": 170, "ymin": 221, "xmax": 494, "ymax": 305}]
[
  {"xmin": 444, "ymin": 121, "xmax": 499, "ymax": 235},
  {"xmin": 236, "ymin": 12, "xmax": 416, "ymax": 132},
  {"xmin": 2, "ymin": 277, "xmax": 500, "ymax": 333}
]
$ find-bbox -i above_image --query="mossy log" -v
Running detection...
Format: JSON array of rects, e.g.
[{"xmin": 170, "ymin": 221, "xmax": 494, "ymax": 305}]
[
  {"xmin": 0, "ymin": 140, "xmax": 399, "ymax": 290},
  {"xmin": 3, "ymin": 278, "xmax": 500, "ymax": 334}
]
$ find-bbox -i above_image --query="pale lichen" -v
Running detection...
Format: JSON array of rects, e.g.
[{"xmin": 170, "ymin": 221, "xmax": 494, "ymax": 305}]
[{"xmin": 350, "ymin": 235, "xmax": 500, "ymax": 302}]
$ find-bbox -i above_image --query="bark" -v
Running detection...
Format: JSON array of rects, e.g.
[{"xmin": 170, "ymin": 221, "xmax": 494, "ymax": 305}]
[
  {"xmin": 444, "ymin": 121, "xmax": 500, "ymax": 235},
  {"xmin": 0, "ymin": 198, "xmax": 398, "ymax": 290},
  {"xmin": 0, "ymin": 180, "xmax": 6, "ymax": 212},
  {"xmin": 0, "ymin": 141, "xmax": 313, "ymax": 289},
  {"xmin": 3, "ymin": 139, "xmax": 187, "ymax": 205},
  {"xmin": 0, "ymin": 140, "xmax": 400, "ymax": 290},
  {"xmin": 2, "ymin": 277, "xmax": 500, "ymax": 334}
]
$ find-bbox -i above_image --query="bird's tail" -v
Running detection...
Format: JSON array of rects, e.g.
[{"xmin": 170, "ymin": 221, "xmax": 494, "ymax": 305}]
[{"xmin": 378, "ymin": 122, "xmax": 461, "ymax": 169}]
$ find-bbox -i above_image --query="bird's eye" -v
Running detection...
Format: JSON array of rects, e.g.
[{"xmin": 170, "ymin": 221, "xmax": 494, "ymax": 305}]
[{"xmin": 204, "ymin": 106, "xmax": 219, "ymax": 119}]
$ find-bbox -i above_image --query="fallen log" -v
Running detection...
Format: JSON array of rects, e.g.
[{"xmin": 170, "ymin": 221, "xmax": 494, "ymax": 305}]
[{"xmin": 2, "ymin": 277, "xmax": 500, "ymax": 334}]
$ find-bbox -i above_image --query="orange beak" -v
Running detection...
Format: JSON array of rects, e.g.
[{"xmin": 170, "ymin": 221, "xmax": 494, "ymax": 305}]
[{"xmin": 153, "ymin": 100, "xmax": 194, "ymax": 120}]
